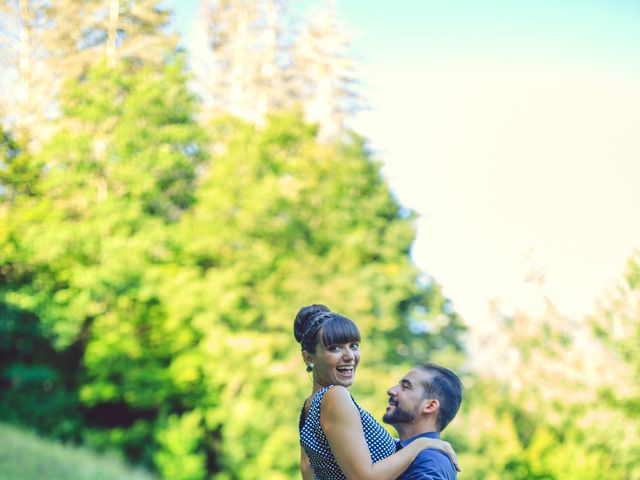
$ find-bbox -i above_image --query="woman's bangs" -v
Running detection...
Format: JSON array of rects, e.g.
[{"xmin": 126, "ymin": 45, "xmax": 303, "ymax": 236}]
[{"xmin": 320, "ymin": 315, "xmax": 361, "ymax": 347}]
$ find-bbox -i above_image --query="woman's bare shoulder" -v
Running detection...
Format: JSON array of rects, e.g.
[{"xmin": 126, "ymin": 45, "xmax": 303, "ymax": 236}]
[{"xmin": 321, "ymin": 386, "xmax": 357, "ymax": 418}]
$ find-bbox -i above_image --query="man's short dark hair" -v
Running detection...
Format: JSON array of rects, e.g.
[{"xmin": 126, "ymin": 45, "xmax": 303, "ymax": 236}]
[{"xmin": 416, "ymin": 363, "xmax": 463, "ymax": 431}]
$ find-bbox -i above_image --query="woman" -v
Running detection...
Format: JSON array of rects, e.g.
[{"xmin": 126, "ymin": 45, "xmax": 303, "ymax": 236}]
[{"xmin": 295, "ymin": 304, "xmax": 460, "ymax": 480}]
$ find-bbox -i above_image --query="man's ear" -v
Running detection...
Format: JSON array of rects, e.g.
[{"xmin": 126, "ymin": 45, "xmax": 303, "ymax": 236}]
[{"xmin": 421, "ymin": 398, "xmax": 439, "ymax": 415}]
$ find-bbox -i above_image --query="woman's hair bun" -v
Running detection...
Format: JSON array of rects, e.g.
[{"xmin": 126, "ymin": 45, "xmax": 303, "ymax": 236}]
[{"xmin": 293, "ymin": 304, "xmax": 331, "ymax": 344}]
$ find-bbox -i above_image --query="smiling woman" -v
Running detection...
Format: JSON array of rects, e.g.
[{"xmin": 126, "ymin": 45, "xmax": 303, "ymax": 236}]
[
  {"xmin": 296, "ymin": 307, "xmax": 361, "ymax": 389},
  {"xmin": 293, "ymin": 304, "xmax": 460, "ymax": 480}
]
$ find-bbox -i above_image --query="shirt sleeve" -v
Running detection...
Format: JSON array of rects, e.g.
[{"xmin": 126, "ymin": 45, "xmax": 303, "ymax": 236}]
[{"xmin": 404, "ymin": 449, "xmax": 451, "ymax": 480}]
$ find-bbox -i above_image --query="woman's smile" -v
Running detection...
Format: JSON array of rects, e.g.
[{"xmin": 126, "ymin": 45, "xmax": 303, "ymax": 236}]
[{"xmin": 335, "ymin": 365, "xmax": 356, "ymax": 378}]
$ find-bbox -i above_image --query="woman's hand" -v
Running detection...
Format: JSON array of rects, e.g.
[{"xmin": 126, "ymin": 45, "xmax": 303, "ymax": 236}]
[{"xmin": 414, "ymin": 437, "xmax": 461, "ymax": 472}]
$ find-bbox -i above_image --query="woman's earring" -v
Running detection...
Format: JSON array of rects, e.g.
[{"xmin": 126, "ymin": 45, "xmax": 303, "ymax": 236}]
[{"xmin": 306, "ymin": 363, "xmax": 314, "ymax": 372}]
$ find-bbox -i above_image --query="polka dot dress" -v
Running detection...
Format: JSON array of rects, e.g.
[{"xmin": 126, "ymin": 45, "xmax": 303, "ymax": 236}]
[{"xmin": 299, "ymin": 385, "xmax": 396, "ymax": 479}]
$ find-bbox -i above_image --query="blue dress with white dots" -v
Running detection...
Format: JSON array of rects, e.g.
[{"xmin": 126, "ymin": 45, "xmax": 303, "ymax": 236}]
[{"xmin": 299, "ymin": 385, "xmax": 396, "ymax": 479}]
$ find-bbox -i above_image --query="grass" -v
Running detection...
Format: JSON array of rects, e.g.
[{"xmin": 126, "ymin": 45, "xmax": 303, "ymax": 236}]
[{"xmin": 0, "ymin": 423, "xmax": 157, "ymax": 480}]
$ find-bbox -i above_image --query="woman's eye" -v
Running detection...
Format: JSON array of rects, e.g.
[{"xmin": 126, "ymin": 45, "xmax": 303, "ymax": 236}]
[{"xmin": 351, "ymin": 343, "xmax": 359, "ymax": 350}]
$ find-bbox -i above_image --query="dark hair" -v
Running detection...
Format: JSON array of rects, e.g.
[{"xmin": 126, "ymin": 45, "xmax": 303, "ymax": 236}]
[
  {"xmin": 416, "ymin": 363, "xmax": 463, "ymax": 431},
  {"xmin": 293, "ymin": 304, "xmax": 361, "ymax": 353}
]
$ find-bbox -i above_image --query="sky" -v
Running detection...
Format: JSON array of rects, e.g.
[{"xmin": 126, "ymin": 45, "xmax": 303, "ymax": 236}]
[{"xmin": 165, "ymin": 0, "xmax": 640, "ymax": 335}]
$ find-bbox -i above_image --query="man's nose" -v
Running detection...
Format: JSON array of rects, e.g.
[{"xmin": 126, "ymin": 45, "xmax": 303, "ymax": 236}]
[{"xmin": 387, "ymin": 386, "xmax": 397, "ymax": 396}]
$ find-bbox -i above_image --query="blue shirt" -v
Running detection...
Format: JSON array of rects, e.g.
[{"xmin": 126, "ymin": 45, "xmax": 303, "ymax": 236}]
[{"xmin": 397, "ymin": 432, "xmax": 457, "ymax": 480}]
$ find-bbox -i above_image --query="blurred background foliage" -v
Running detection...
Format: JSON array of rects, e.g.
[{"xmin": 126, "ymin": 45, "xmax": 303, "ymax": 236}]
[{"xmin": 0, "ymin": 0, "xmax": 638, "ymax": 478}]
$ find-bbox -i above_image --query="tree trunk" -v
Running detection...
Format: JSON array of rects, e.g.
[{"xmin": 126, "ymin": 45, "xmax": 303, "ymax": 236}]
[{"xmin": 106, "ymin": 0, "xmax": 120, "ymax": 67}]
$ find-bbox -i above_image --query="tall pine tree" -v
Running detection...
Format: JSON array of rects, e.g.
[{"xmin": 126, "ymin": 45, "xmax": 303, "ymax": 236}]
[{"xmin": 0, "ymin": 0, "xmax": 174, "ymax": 146}]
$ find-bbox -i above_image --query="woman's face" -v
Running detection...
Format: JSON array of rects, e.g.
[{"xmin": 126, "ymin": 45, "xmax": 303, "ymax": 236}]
[{"xmin": 309, "ymin": 340, "xmax": 361, "ymax": 388}]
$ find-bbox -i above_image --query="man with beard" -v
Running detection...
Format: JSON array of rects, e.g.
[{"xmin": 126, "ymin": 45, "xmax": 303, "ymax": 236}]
[{"xmin": 383, "ymin": 364, "xmax": 463, "ymax": 480}]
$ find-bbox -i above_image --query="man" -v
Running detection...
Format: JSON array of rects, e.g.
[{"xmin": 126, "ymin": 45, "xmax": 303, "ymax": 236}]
[{"xmin": 383, "ymin": 363, "xmax": 464, "ymax": 479}]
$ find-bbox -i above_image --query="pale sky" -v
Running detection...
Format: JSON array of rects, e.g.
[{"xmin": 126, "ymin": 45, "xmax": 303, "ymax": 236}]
[
  {"xmin": 338, "ymin": 0, "xmax": 640, "ymax": 330},
  {"xmin": 167, "ymin": 0, "xmax": 640, "ymax": 332}
]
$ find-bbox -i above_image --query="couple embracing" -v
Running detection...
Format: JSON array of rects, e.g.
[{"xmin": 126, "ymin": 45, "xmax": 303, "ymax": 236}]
[{"xmin": 295, "ymin": 304, "xmax": 463, "ymax": 480}]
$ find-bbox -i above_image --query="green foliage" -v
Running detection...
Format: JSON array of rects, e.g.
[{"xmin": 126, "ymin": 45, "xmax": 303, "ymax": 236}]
[
  {"xmin": 0, "ymin": 129, "xmax": 84, "ymax": 438},
  {"xmin": 587, "ymin": 250, "xmax": 640, "ymax": 478},
  {"xmin": 0, "ymin": 130, "xmax": 40, "ymax": 199},
  {"xmin": 155, "ymin": 110, "xmax": 462, "ymax": 477},
  {"xmin": 12, "ymin": 16, "xmax": 639, "ymax": 477},
  {"xmin": 3, "ymin": 46, "xmax": 638, "ymax": 479},
  {"xmin": 154, "ymin": 411, "xmax": 207, "ymax": 480},
  {"xmin": 447, "ymin": 378, "xmax": 627, "ymax": 480},
  {"xmin": 1, "ymin": 56, "xmax": 461, "ymax": 478},
  {"xmin": 0, "ymin": 422, "xmax": 157, "ymax": 480},
  {"xmin": 446, "ymin": 257, "xmax": 640, "ymax": 480},
  {"xmin": 1, "ymin": 57, "xmax": 205, "ymax": 464}
]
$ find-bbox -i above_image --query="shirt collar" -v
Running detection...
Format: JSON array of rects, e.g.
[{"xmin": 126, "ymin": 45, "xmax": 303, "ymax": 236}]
[{"xmin": 398, "ymin": 431, "xmax": 440, "ymax": 449}]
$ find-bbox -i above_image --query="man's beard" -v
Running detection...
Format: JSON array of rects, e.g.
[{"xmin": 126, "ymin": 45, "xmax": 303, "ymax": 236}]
[{"xmin": 383, "ymin": 405, "xmax": 416, "ymax": 424}]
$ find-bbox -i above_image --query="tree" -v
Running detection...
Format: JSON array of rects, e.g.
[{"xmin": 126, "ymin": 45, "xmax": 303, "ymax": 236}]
[
  {"xmin": 0, "ymin": 57, "xmax": 205, "ymax": 466},
  {"xmin": 0, "ymin": 0, "xmax": 174, "ymax": 145},
  {"xmin": 191, "ymin": 0, "xmax": 360, "ymax": 142},
  {"xmin": 133, "ymin": 109, "xmax": 462, "ymax": 478},
  {"xmin": 0, "ymin": 128, "xmax": 85, "ymax": 440},
  {"xmin": 454, "ymin": 266, "xmax": 638, "ymax": 479},
  {"xmin": 0, "ymin": 0, "xmax": 53, "ymax": 138},
  {"xmin": 589, "ymin": 250, "xmax": 640, "ymax": 479},
  {"xmin": 192, "ymin": 0, "xmax": 292, "ymax": 124},
  {"xmin": 2, "ymin": 69, "xmax": 463, "ymax": 477},
  {"xmin": 293, "ymin": 0, "xmax": 361, "ymax": 142},
  {"xmin": 1, "ymin": 4, "xmax": 465, "ymax": 476}
]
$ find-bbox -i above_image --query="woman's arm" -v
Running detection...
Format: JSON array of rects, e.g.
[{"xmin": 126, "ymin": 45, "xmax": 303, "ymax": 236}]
[
  {"xmin": 301, "ymin": 446, "xmax": 314, "ymax": 480},
  {"xmin": 321, "ymin": 386, "xmax": 458, "ymax": 480}
]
